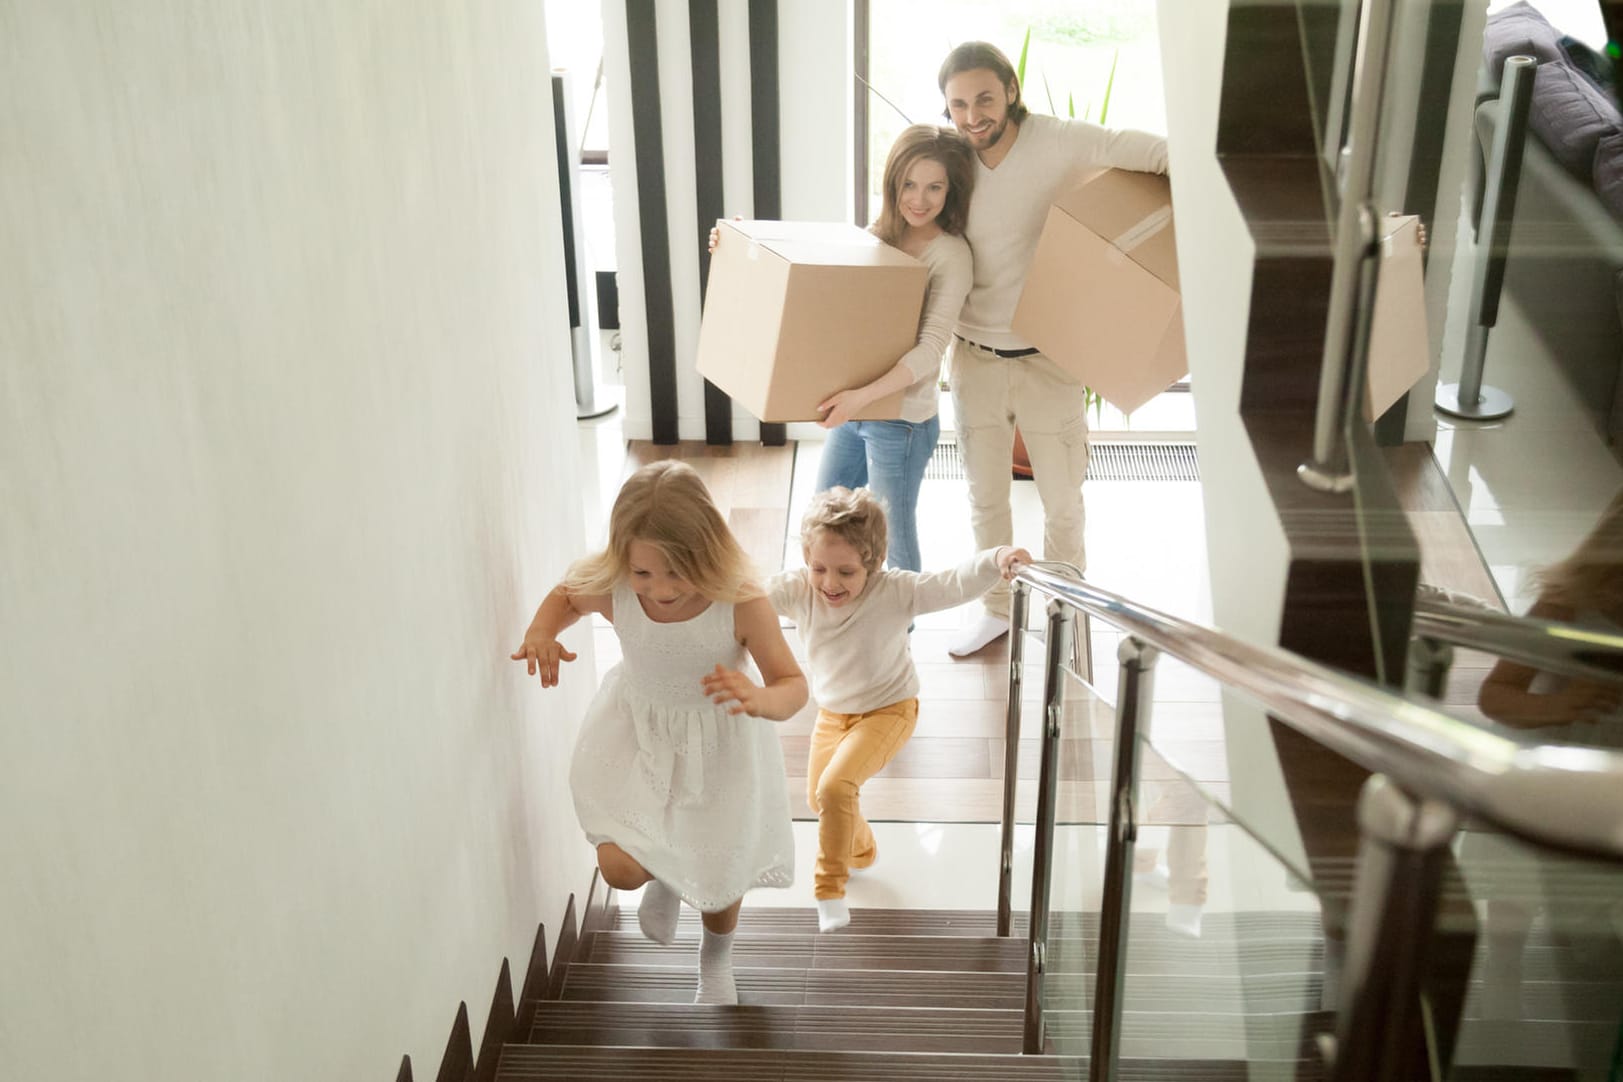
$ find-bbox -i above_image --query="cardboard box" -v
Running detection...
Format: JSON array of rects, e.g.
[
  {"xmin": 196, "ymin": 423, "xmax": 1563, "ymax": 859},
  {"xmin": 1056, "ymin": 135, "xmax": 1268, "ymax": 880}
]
[
  {"xmin": 1363, "ymin": 213, "xmax": 1431, "ymax": 421},
  {"xmin": 695, "ymin": 220, "xmax": 928, "ymax": 422},
  {"xmin": 1012, "ymin": 169, "xmax": 1183, "ymax": 414}
]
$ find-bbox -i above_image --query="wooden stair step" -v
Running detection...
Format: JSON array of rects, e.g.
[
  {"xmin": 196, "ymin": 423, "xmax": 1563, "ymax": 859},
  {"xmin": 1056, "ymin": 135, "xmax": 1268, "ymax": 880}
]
[
  {"xmin": 496, "ymin": 1044, "xmax": 1298, "ymax": 1080},
  {"xmin": 585, "ymin": 930, "xmax": 1023, "ymax": 973},
  {"xmin": 527, "ymin": 999, "xmax": 1335, "ymax": 1061},
  {"xmin": 558, "ymin": 963, "xmax": 1026, "ymax": 1008},
  {"xmin": 530, "ymin": 1001, "xmax": 1024, "ymax": 1054},
  {"xmin": 585, "ymin": 926, "xmax": 1327, "ymax": 979},
  {"xmin": 497, "ymin": 1044, "xmax": 1086, "ymax": 1080},
  {"xmin": 607, "ymin": 906, "xmax": 1327, "ymax": 942}
]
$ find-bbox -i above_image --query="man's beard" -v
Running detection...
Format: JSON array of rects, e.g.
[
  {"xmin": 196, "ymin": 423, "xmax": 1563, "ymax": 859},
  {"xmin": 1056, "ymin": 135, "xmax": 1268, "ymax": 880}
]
[{"xmin": 973, "ymin": 116, "xmax": 1009, "ymax": 148}]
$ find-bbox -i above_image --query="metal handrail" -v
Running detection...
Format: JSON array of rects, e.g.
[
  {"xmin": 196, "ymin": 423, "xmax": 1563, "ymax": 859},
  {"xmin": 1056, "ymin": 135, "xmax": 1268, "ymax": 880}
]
[
  {"xmin": 1414, "ymin": 597, "xmax": 1623, "ymax": 684},
  {"xmin": 1002, "ymin": 562, "xmax": 1623, "ymax": 1078},
  {"xmin": 1298, "ymin": 0, "xmax": 1402, "ymax": 492},
  {"xmin": 1007, "ymin": 562, "xmax": 1623, "ymax": 856}
]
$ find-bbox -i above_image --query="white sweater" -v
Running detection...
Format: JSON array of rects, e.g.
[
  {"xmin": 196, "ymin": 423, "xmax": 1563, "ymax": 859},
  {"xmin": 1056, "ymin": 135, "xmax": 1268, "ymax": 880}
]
[
  {"xmin": 766, "ymin": 549, "xmax": 1003, "ymax": 714},
  {"xmin": 893, "ymin": 232, "xmax": 973, "ymax": 422},
  {"xmin": 957, "ymin": 113, "xmax": 1169, "ymax": 351}
]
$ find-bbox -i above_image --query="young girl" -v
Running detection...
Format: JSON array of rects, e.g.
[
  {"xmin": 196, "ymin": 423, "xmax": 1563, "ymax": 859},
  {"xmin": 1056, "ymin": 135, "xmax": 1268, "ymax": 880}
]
[
  {"xmin": 511, "ymin": 460, "xmax": 807, "ymax": 1005},
  {"xmin": 712, "ymin": 124, "xmax": 976, "ymax": 573},
  {"xmin": 766, "ymin": 487, "xmax": 1029, "ymax": 931}
]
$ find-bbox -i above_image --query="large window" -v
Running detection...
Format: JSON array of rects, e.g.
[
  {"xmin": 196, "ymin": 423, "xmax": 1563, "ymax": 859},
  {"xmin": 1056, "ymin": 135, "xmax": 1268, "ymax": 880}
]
[{"xmin": 862, "ymin": 0, "xmax": 1165, "ymax": 222}]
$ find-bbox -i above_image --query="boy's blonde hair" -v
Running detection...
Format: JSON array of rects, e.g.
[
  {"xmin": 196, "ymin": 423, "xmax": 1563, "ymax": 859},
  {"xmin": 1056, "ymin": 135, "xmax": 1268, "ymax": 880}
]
[
  {"xmin": 565, "ymin": 460, "xmax": 760, "ymax": 602},
  {"xmin": 799, "ymin": 487, "xmax": 889, "ymax": 574}
]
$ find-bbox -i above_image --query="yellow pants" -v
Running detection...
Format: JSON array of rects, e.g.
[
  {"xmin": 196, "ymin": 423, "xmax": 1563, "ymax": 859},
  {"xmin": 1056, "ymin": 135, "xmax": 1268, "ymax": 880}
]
[{"xmin": 807, "ymin": 697, "xmax": 919, "ymax": 900}]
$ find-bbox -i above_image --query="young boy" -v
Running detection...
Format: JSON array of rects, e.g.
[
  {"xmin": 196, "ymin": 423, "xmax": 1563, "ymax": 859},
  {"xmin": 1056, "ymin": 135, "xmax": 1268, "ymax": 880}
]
[{"xmin": 767, "ymin": 487, "xmax": 1029, "ymax": 931}]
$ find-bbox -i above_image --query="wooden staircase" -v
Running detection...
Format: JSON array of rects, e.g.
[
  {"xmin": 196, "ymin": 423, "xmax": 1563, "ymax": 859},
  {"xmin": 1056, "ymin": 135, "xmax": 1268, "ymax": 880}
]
[{"xmin": 488, "ymin": 898, "xmax": 1333, "ymax": 1081}]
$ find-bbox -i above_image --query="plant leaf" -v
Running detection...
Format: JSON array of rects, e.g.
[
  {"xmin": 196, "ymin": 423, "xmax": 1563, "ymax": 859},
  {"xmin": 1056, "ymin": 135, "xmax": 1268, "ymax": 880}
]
[
  {"xmin": 1099, "ymin": 49, "xmax": 1119, "ymax": 125},
  {"xmin": 1017, "ymin": 27, "xmax": 1031, "ymax": 85}
]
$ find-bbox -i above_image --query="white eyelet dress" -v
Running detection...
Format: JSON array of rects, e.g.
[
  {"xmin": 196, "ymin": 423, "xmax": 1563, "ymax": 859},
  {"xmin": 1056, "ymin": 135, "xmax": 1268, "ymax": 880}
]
[{"xmin": 569, "ymin": 582, "xmax": 795, "ymax": 912}]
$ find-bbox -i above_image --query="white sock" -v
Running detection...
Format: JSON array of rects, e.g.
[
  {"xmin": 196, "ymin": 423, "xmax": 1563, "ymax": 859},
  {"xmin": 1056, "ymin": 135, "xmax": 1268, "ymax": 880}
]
[
  {"xmin": 636, "ymin": 880, "xmax": 680, "ymax": 946},
  {"xmin": 1133, "ymin": 863, "xmax": 1170, "ymax": 891},
  {"xmin": 817, "ymin": 897, "xmax": 851, "ymax": 933},
  {"xmin": 1165, "ymin": 903, "xmax": 1204, "ymax": 939},
  {"xmin": 947, "ymin": 611, "xmax": 1008, "ymax": 657},
  {"xmin": 694, "ymin": 928, "xmax": 737, "ymax": 1005}
]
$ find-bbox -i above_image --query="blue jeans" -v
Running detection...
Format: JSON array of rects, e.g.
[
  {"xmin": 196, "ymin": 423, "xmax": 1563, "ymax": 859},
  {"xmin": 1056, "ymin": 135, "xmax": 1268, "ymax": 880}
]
[{"xmin": 814, "ymin": 416, "xmax": 940, "ymax": 572}]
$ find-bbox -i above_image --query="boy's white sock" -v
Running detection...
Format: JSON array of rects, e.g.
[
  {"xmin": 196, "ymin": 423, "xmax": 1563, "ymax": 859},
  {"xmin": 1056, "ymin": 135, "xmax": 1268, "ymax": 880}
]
[
  {"xmin": 694, "ymin": 928, "xmax": 738, "ymax": 1005},
  {"xmin": 1165, "ymin": 903, "xmax": 1204, "ymax": 939},
  {"xmin": 1133, "ymin": 863, "xmax": 1171, "ymax": 891},
  {"xmin": 637, "ymin": 880, "xmax": 680, "ymax": 946},
  {"xmin": 817, "ymin": 897, "xmax": 851, "ymax": 933},
  {"xmin": 947, "ymin": 611, "xmax": 1008, "ymax": 657}
]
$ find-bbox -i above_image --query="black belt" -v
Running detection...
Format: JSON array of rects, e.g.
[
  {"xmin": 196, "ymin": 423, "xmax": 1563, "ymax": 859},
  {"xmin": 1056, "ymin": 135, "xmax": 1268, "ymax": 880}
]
[{"xmin": 957, "ymin": 336, "xmax": 1039, "ymax": 358}]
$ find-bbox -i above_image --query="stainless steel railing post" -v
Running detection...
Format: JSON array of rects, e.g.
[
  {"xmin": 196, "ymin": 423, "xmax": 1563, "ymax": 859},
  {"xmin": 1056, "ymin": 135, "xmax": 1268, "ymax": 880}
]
[
  {"xmin": 1022, "ymin": 599, "xmax": 1072, "ymax": 1054},
  {"xmin": 1299, "ymin": 0, "xmax": 1401, "ymax": 493},
  {"xmin": 1437, "ymin": 56, "xmax": 1536, "ymax": 421},
  {"xmin": 1327, "ymin": 775, "xmax": 1459, "ymax": 1081},
  {"xmin": 1089, "ymin": 636, "xmax": 1158, "ymax": 1081},
  {"xmin": 998, "ymin": 581, "xmax": 1032, "ymax": 938}
]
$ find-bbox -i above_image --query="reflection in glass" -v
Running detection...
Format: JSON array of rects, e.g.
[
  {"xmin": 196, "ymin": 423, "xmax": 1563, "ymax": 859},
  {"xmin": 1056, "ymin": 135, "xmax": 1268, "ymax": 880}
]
[{"xmin": 1478, "ymin": 488, "xmax": 1623, "ymax": 747}]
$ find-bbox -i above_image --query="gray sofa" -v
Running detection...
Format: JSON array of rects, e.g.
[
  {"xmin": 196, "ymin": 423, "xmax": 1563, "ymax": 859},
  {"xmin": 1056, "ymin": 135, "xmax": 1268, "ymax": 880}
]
[{"xmin": 1473, "ymin": 3, "xmax": 1623, "ymax": 446}]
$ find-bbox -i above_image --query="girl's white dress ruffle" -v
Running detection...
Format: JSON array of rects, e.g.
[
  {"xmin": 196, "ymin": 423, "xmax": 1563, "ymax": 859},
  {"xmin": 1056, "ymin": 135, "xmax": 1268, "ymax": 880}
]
[{"xmin": 570, "ymin": 583, "xmax": 794, "ymax": 911}]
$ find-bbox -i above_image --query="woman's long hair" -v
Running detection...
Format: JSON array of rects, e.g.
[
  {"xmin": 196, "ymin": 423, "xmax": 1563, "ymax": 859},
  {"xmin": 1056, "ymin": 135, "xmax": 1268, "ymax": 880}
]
[
  {"xmin": 870, "ymin": 124, "xmax": 977, "ymax": 247},
  {"xmin": 564, "ymin": 460, "xmax": 760, "ymax": 603}
]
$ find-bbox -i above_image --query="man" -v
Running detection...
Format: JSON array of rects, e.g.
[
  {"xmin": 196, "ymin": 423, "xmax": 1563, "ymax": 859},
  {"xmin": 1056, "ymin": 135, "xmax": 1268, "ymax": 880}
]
[{"xmin": 939, "ymin": 41, "xmax": 1169, "ymax": 656}]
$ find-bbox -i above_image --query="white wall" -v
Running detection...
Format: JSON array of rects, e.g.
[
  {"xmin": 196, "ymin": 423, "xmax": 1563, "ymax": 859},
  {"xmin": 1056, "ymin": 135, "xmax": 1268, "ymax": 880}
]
[
  {"xmin": 0, "ymin": 5, "xmax": 596, "ymax": 1079},
  {"xmin": 1157, "ymin": 0, "xmax": 1307, "ymax": 872}
]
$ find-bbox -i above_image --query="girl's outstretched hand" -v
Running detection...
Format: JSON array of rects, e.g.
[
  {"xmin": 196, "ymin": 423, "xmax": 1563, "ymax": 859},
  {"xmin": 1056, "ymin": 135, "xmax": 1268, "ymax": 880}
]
[
  {"xmin": 510, "ymin": 636, "xmax": 578, "ymax": 688},
  {"xmin": 701, "ymin": 663, "xmax": 767, "ymax": 717}
]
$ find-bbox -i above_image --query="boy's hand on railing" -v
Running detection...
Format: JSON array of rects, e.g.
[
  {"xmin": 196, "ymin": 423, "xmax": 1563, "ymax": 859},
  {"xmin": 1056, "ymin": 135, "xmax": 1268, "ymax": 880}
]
[{"xmin": 998, "ymin": 546, "xmax": 1035, "ymax": 580}]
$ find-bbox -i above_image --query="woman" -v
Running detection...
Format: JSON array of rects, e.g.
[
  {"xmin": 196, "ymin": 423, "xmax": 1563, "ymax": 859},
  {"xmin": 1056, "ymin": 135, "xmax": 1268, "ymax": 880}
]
[
  {"xmin": 714, "ymin": 125, "xmax": 977, "ymax": 572},
  {"xmin": 812, "ymin": 124, "xmax": 976, "ymax": 572}
]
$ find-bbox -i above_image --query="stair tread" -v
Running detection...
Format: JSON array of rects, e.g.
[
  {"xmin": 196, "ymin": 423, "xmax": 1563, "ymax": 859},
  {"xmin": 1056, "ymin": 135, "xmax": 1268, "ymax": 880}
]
[
  {"xmin": 530, "ymin": 1001, "xmax": 1027, "ymax": 1053},
  {"xmin": 558, "ymin": 961, "xmax": 1027, "ymax": 1008},
  {"xmin": 497, "ymin": 1043, "xmax": 1292, "ymax": 1081},
  {"xmin": 584, "ymin": 928, "xmax": 1328, "ymax": 977},
  {"xmin": 587, "ymin": 930, "xmax": 1023, "ymax": 971},
  {"xmin": 606, "ymin": 906, "xmax": 1327, "ymax": 940}
]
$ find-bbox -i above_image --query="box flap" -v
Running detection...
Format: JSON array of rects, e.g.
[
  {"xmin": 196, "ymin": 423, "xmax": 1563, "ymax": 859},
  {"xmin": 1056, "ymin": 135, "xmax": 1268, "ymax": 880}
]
[
  {"xmin": 721, "ymin": 219, "xmax": 919, "ymax": 269},
  {"xmin": 1055, "ymin": 170, "xmax": 1177, "ymax": 288}
]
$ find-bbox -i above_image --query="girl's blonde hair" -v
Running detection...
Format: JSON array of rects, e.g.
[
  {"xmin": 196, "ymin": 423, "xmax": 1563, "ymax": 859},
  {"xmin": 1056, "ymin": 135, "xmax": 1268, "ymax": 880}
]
[
  {"xmin": 870, "ymin": 124, "xmax": 977, "ymax": 246},
  {"xmin": 1529, "ymin": 488, "xmax": 1623, "ymax": 613},
  {"xmin": 564, "ymin": 460, "xmax": 760, "ymax": 602},
  {"xmin": 799, "ymin": 487, "xmax": 889, "ymax": 574}
]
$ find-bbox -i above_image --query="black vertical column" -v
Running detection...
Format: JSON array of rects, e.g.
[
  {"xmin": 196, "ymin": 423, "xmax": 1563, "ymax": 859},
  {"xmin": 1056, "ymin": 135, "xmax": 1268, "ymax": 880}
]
[
  {"xmin": 626, "ymin": 1, "xmax": 679, "ymax": 444},
  {"xmin": 690, "ymin": 1, "xmax": 732, "ymax": 445},
  {"xmin": 748, "ymin": 0, "xmax": 787, "ymax": 447}
]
